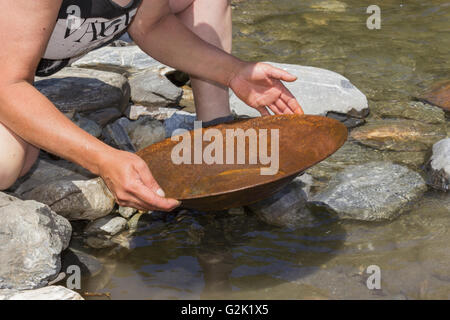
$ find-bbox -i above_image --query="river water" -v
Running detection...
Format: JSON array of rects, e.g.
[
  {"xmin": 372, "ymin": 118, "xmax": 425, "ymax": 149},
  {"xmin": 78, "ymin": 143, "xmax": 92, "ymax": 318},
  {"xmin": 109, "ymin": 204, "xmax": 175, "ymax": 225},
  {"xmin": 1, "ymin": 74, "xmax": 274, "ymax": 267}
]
[{"xmin": 82, "ymin": 0, "xmax": 450, "ymax": 299}]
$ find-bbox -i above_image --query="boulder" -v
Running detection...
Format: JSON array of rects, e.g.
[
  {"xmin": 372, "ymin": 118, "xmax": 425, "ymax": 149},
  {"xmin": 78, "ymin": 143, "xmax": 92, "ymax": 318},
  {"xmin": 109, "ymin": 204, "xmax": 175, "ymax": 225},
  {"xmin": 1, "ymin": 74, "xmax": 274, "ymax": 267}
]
[
  {"xmin": 129, "ymin": 70, "xmax": 183, "ymax": 108},
  {"xmin": 22, "ymin": 177, "xmax": 116, "ymax": 221},
  {"xmin": 0, "ymin": 193, "xmax": 72, "ymax": 290},
  {"xmin": 247, "ymin": 174, "xmax": 316, "ymax": 229},
  {"xmin": 310, "ymin": 162, "xmax": 427, "ymax": 221},
  {"xmin": 125, "ymin": 105, "xmax": 179, "ymax": 121},
  {"xmin": 350, "ymin": 119, "xmax": 446, "ymax": 151},
  {"xmin": 118, "ymin": 206, "xmax": 137, "ymax": 219},
  {"xmin": 0, "ymin": 286, "xmax": 83, "ymax": 300},
  {"xmin": 35, "ymin": 67, "xmax": 130, "ymax": 114},
  {"xmin": 84, "ymin": 107, "xmax": 122, "ymax": 128},
  {"xmin": 164, "ymin": 111, "xmax": 197, "ymax": 138},
  {"xmin": 61, "ymin": 248, "xmax": 103, "ymax": 278},
  {"xmin": 230, "ymin": 63, "xmax": 368, "ymax": 118},
  {"xmin": 425, "ymin": 138, "xmax": 450, "ymax": 191}
]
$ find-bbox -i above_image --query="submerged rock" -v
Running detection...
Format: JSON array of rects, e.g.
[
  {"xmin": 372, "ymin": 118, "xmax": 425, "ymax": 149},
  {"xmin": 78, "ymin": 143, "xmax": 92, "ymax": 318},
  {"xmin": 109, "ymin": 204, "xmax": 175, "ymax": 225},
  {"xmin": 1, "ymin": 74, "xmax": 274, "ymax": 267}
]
[
  {"xmin": 0, "ymin": 286, "xmax": 83, "ymax": 300},
  {"xmin": 371, "ymin": 101, "xmax": 446, "ymax": 124},
  {"xmin": 248, "ymin": 174, "xmax": 316, "ymax": 229},
  {"xmin": 35, "ymin": 67, "xmax": 130, "ymax": 114},
  {"xmin": 22, "ymin": 177, "xmax": 116, "ymax": 221},
  {"xmin": 350, "ymin": 119, "xmax": 446, "ymax": 151},
  {"xmin": 310, "ymin": 162, "xmax": 427, "ymax": 221},
  {"xmin": 129, "ymin": 70, "xmax": 183, "ymax": 108},
  {"xmin": 0, "ymin": 193, "xmax": 72, "ymax": 290},
  {"xmin": 230, "ymin": 63, "xmax": 368, "ymax": 118},
  {"xmin": 425, "ymin": 138, "xmax": 450, "ymax": 191},
  {"xmin": 418, "ymin": 80, "xmax": 450, "ymax": 111}
]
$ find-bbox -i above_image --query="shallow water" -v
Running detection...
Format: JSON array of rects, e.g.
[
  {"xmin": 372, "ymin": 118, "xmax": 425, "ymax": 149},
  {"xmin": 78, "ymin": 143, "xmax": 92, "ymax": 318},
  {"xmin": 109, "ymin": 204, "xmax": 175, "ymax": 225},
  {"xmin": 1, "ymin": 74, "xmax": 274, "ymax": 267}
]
[{"xmin": 82, "ymin": 0, "xmax": 449, "ymax": 299}]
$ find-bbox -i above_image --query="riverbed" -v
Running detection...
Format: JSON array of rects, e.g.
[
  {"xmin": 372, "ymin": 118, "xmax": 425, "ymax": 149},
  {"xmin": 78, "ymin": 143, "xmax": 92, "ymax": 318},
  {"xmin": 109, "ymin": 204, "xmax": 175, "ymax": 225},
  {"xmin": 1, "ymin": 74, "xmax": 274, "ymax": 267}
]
[{"xmin": 81, "ymin": 0, "xmax": 450, "ymax": 299}]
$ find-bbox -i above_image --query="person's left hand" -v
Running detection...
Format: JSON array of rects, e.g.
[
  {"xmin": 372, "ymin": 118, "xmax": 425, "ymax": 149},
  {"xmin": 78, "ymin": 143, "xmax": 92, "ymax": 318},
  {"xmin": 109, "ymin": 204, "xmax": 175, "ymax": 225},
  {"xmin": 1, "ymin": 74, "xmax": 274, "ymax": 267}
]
[{"xmin": 228, "ymin": 62, "xmax": 304, "ymax": 116}]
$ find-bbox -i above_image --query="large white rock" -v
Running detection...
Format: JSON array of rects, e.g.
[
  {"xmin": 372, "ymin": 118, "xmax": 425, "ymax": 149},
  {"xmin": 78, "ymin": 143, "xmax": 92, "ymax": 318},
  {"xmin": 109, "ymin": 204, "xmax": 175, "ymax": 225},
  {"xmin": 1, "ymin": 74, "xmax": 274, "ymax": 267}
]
[{"xmin": 230, "ymin": 62, "xmax": 368, "ymax": 118}]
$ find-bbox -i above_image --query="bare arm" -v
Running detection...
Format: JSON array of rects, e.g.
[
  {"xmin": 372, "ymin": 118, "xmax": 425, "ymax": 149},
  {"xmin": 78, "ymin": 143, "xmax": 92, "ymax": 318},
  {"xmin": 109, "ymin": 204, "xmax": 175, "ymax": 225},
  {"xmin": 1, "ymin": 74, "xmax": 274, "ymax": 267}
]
[
  {"xmin": 0, "ymin": 0, "xmax": 179, "ymax": 211},
  {"xmin": 128, "ymin": 0, "xmax": 303, "ymax": 115}
]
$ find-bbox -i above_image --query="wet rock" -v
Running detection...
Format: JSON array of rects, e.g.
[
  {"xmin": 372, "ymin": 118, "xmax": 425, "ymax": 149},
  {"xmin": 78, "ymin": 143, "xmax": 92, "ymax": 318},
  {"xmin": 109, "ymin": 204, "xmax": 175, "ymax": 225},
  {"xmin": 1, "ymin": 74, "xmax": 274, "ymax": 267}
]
[
  {"xmin": 125, "ymin": 105, "xmax": 179, "ymax": 121},
  {"xmin": 22, "ymin": 177, "xmax": 116, "ymax": 221},
  {"xmin": 85, "ymin": 107, "xmax": 122, "ymax": 128},
  {"xmin": 371, "ymin": 101, "xmax": 446, "ymax": 124},
  {"xmin": 129, "ymin": 70, "xmax": 183, "ymax": 108},
  {"xmin": 61, "ymin": 248, "xmax": 103, "ymax": 278},
  {"xmin": 35, "ymin": 67, "xmax": 130, "ymax": 114},
  {"xmin": 418, "ymin": 80, "xmax": 450, "ymax": 111},
  {"xmin": 350, "ymin": 119, "xmax": 446, "ymax": 152},
  {"xmin": 0, "ymin": 286, "xmax": 83, "ymax": 300},
  {"xmin": 310, "ymin": 162, "xmax": 427, "ymax": 221},
  {"xmin": 230, "ymin": 63, "xmax": 368, "ymax": 118},
  {"xmin": 71, "ymin": 46, "xmax": 167, "ymax": 75},
  {"xmin": 164, "ymin": 111, "xmax": 196, "ymax": 137},
  {"xmin": 326, "ymin": 112, "xmax": 366, "ymax": 128},
  {"xmin": 9, "ymin": 157, "xmax": 94, "ymax": 197},
  {"xmin": 118, "ymin": 206, "xmax": 137, "ymax": 219},
  {"xmin": 84, "ymin": 215, "xmax": 128, "ymax": 237},
  {"xmin": 306, "ymin": 141, "xmax": 427, "ymax": 184},
  {"xmin": 248, "ymin": 174, "xmax": 316, "ymax": 229},
  {"xmin": 187, "ymin": 222, "xmax": 205, "ymax": 245},
  {"xmin": 0, "ymin": 193, "xmax": 71, "ymax": 290},
  {"xmin": 425, "ymin": 138, "xmax": 450, "ymax": 191},
  {"xmin": 310, "ymin": 0, "xmax": 347, "ymax": 12}
]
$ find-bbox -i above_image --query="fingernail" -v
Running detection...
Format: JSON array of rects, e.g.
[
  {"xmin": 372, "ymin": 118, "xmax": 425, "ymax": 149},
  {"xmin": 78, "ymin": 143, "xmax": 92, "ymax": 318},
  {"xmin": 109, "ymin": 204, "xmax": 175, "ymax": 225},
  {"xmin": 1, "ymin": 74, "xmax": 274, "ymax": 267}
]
[{"xmin": 156, "ymin": 188, "xmax": 166, "ymax": 197}]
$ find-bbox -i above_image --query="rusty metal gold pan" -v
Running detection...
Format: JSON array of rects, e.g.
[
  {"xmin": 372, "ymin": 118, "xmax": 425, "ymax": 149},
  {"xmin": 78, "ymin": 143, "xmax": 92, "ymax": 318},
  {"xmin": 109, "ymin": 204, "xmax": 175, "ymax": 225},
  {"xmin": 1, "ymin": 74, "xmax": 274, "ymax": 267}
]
[{"xmin": 137, "ymin": 114, "xmax": 348, "ymax": 211}]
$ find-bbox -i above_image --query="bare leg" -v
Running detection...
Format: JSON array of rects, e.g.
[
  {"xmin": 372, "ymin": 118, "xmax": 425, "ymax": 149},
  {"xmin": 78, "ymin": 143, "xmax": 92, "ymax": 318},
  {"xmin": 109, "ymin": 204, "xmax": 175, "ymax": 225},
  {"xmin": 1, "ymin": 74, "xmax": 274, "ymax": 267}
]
[
  {"xmin": 0, "ymin": 122, "xmax": 39, "ymax": 190},
  {"xmin": 170, "ymin": 0, "xmax": 232, "ymax": 122}
]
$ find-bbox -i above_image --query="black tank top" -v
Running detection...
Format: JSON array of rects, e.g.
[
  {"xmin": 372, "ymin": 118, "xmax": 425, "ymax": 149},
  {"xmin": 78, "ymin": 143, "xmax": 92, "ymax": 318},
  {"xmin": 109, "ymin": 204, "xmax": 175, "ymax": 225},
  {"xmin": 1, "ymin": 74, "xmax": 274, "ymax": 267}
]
[{"xmin": 36, "ymin": 0, "xmax": 142, "ymax": 77}]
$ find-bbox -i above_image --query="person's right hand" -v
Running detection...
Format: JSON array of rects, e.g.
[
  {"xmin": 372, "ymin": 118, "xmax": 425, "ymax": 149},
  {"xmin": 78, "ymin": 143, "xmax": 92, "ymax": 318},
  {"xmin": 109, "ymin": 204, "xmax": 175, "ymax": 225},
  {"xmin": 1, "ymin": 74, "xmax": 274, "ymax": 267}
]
[{"xmin": 97, "ymin": 149, "xmax": 180, "ymax": 212}]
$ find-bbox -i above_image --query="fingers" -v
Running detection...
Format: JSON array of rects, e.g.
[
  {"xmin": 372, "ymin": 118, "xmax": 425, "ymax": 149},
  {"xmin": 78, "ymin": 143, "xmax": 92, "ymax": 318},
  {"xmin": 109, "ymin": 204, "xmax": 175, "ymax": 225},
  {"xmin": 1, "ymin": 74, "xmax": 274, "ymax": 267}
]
[
  {"xmin": 132, "ymin": 182, "xmax": 180, "ymax": 212},
  {"xmin": 280, "ymin": 89, "xmax": 304, "ymax": 115},
  {"xmin": 257, "ymin": 106, "xmax": 271, "ymax": 116},
  {"xmin": 266, "ymin": 65, "xmax": 297, "ymax": 82}
]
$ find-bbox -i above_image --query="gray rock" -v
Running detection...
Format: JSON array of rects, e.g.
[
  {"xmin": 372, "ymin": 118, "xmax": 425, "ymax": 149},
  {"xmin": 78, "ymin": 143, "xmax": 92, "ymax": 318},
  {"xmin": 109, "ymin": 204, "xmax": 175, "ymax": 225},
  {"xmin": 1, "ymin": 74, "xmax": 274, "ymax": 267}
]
[
  {"xmin": 70, "ymin": 113, "xmax": 102, "ymax": 138},
  {"xmin": 125, "ymin": 116, "xmax": 166, "ymax": 151},
  {"xmin": 129, "ymin": 70, "xmax": 183, "ymax": 108},
  {"xmin": 0, "ymin": 286, "xmax": 83, "ymax": 300},
  {"xmin": 61, "ymin": 248, "xmax": 103, "ymax": 278},
  {"xmin": 84, "ymin": 215, "xmax": 128, "ymax": 237},
  {"xmin": 84, "ymin": 107, "xmax": 122, "ymax": 128},
  {"xmin": 118, "ymin": 206, "xmax": 137, "ymax": 219},
  {"xmin": 426, "ymin": 138, "xmax": 450, "ymax": 191},
  {"xmin": 102, "ymin": 118, "xmax": 136, "ymax": 152},
  {"xmin": 125, "ymin": 105, "xmax": 179, "ymax": 121},
  {"xmin": 71, "ymin": 46, "xmax": 168, "ymax": 75},
  {"xmin": 248, "ymin": 174, "xmax": 316, "ymax": 229},
  {"xmin": 0, "ymin": 193, "xmax": 72, "ymax": 290},
  {"xmin": 310, "ymin": 162, "xmax": 427, "ymax": 221},
  {"xmin": 103, "ymin": 116, "xmax": 165, "ymax": 151},
  {"xmin": 9, "ymin": 157, "xmax": 94, "ymax": 197},
  {"xmin": 35, "ymin": 67, "xmax": 130, "ymax": 114},
  {"xmin": 350, "ymin": 119, "xmax": 447, "ymax": 152},
  {"xmin": 372, "ymin": 101, "xmax": 446, "ymax": 124},
  {"xmin": 22, "ymin": 177, "xmax": 116, "ymax": 221},
  {"xmin": 164, "ymin": 111, "xmax": 197, "ymax": 138},
  {"xmin": 230, "ymin": 62, "xmax": 368, "ymax": 118}
]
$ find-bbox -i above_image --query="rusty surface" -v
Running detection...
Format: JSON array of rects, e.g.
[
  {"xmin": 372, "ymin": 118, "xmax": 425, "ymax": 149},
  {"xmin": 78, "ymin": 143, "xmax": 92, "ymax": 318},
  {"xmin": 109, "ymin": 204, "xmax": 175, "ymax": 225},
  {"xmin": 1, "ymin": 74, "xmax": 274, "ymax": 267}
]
[{"xmin": 137, "ymin": 115, "xmax": 348, "ymax": 211}]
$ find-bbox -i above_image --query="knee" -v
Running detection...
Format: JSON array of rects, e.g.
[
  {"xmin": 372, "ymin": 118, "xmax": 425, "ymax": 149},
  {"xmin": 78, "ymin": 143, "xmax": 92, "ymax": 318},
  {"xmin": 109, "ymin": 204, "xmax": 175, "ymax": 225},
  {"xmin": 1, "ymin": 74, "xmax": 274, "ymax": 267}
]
[{"xmin": 0, "ymin": 144, "xmax": 38, "ymax": 191}]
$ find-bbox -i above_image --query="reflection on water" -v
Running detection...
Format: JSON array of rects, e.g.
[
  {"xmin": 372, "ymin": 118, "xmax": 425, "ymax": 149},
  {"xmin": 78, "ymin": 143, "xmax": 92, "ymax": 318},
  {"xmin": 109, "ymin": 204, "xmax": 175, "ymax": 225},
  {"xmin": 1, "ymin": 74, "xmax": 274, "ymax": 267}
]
[{"xmin": 83, "ymin": 0, "xmax": 449, "ymax": 299}]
